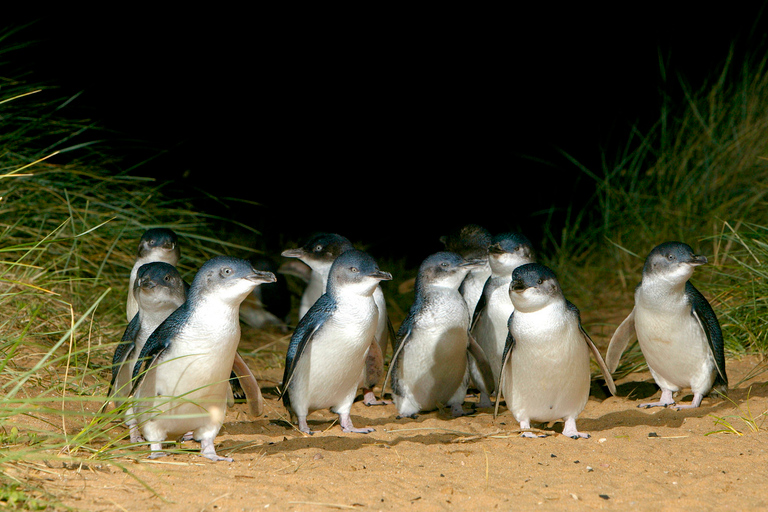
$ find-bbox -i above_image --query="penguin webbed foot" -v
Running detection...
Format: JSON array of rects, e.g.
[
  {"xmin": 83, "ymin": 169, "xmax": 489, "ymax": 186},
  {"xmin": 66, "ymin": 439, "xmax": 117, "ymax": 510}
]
[
  {"xmin": 562, "ymin": 419, "xmax": 590, "ymax": 439},
  {"xmin": 199, "ymin": 438, "xmax": 233, "ymax": 462},
  {"xmin": 396, "ymin": 413, "xmax": 418, "ymax": 420},
  {"xmin": 671, "ymin": 393, "xmax": 703, "ymax": 410},
  {"xmin": 339, "ymin": 413, "xmax": 374, "ymax": 434},
  {"xmin": 476, "ymin": 392, "xmax": 493, "ymax": 409},
  {"xmin": 449, "ymin": 403, "xmax": 472, "ymax": 418},
  {"xmin": 638, "ymin": 389, "xmax": 676, "ymax": 409},
  {"xmin": 521, "ymin": 431, "xmax": 546, "ymax": 439},
  {"xmin": 362, "ymin": 389, "xmax": 392, "ymax": 406},
  {"xmin": 297, "ymin": 417, "xmax": 316, "ymax": 436}
]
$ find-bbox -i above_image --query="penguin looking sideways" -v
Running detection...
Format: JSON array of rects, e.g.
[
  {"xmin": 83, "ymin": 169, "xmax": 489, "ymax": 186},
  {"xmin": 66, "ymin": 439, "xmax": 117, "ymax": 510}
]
[
  {"xmin": 386, "ymin": 252, "xmax": 495, "ymax": 419},
  {"xmin": 440, "ymin": 224, "xmax": 493, "ymax": 316},
  {"xmin": 495, "ymin": 263, "xmax": 616, "ymax": 439},
  {"xmin": 282, "ymin": 233, "xmax": 392, "ymax": 406},
  {"xmin": 129, "ymin": 256, "xmax": 276, "ymax": 461},
  {"xmin": 280, "ymin": 249, "xmax": 392, "ymax": 435},
  {"xmin": 470, "ymin": 231, "xmax": 536, "ymax": 404},
  {"xmin": 605, "ymin": 241, "xmax": 728, "ymax": 409},
  {"xmin": 126, "ymin": 228, "xmax": 182, "ymax": 322}
]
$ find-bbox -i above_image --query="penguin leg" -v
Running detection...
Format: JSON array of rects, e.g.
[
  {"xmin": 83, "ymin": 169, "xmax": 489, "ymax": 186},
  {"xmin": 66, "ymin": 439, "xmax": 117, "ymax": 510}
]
[
  {"xmin": 519, "ymin": 419, "xmax": 545, "ymax": 438},
  {"xmin": 297, "ymin": 416, "xmax": 316, "ymax": 435},
  {"xmin": 447, "ymin": 373, "xmax": 472, "ymax": 417},
  {"xmin": 477, "ymin": 392, "xmax": 494, "ymax": 409},
  {"xmin": 362, "ymin": 339, "xmax": 391, "ymax": 406},
  {"xmin": 638, "ymin": 388, "xmax": 676, "ymax": 408},
  {"xmin": 339, "ymin": 412, "xmax": 374, "ymax": 434},
  {"xmin": 561, "ymin": 417, "xmax": 590, "ymax": 439},
  {"xmin": 199, "ymin": 438, "xmax": 233, "ymax": 462},
  {"xmin": 148, "ymin": 443, "xmax": 166, "ymax": 459},
  {"xmin": 672, "ymin": 393, "xmax": 704, "ymax": 410},
  {"xmin": 128, "ymin": 423, "xmax": 145, "ymax": 444}
]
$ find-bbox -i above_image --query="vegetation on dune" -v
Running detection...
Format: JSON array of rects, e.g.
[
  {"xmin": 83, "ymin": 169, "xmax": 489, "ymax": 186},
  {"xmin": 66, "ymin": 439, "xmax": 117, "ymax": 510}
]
[{"xmin": 2, "ymin": 24, "xmax": 768, "ymax": 508}]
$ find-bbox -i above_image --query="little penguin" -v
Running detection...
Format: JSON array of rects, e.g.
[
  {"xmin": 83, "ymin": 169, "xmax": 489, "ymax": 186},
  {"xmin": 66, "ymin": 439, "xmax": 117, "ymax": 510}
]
[
  {"xmin": 280, "ymin": 249, "xmax": 392, "ymax": 435},
  {"xmin": 282, "ymin": 233, "xmax": 392, "ymax": 406},
  {"xmin": 126, "ymin": 228, "xmax": 181, "ymax": 322},
  {"xmin": 470, "ymin": 232, "xmax": 536, "ymax": 404},
  {"xmin": 440, "ymin": 224, "xmax": 493, "ymax": 316},
  {"xmin": 129, "ymin": 256, "xmax": 276, "ymax": 461},
  {"xmin": 495, "ymin": 263, "xmax": 616, "ymax": 439},
  {"xmin": 386, "ymin": 251, "xmax": 496, "ymax": 419},
  {"xmin": 605, "ymin": 241, "xmax": 728, "ymax": 409},
  {"xmin": 110, "ymin": 262, "xmax": 187, "ymax": 442}
]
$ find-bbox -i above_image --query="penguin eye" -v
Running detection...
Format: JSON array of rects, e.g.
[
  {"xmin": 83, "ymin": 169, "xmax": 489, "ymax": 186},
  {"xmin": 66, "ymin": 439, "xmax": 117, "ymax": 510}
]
[
  {"xmin": 441, "ymin": 262, "xmax": 449, "ymax": 268},
  {"xmin": 350, "ymin": 267, "xmax": 359, "ymax": 273},
  {"xmin": 667, "ymin": 254, "xmax": 675, "ymax": 261},
  {"xmin": 314, "ymin": 244, "xmax": 324, "ymax": 253},
  {"xmin": 537, "ymin": 278, "xmax": 543, "ymax": 285},
  {"xmin": 221, "ymin": 267, "xmax": 233, "ymax": 276},
  {"xmin": 164, "ymin": 275, "xmax": 171, "ymax": 282}
]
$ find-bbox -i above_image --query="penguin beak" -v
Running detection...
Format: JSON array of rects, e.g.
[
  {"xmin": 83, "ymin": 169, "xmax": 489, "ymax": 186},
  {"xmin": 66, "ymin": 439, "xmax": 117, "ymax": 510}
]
[
  {"xmin": 488, "ymin": 243, "xmax": 504, "ymax": 255},
  {"xmin": 371, "ymin": 270, "xmax": 393, "ymax": 281},
  {"xmin": 461, "ymin": 258, "xmax": 486, "ymax": 269},
  {"xmin": 281, "ymin": 248, "xmax": 305, "ymax": 259},
  {"xmin": 510, "ymin": 280, "xmax": 527, "ymax": 292},
  {"xmin": 687, "ymin": 254, "xmax": 708, "ymax": 266},
  {"xmin": 139, "ymin": 278, "xmax": 156, "ymax": 289},
  {"xmin": 246, "ymin": 270, "xmax": 277, "ymax": 284}
]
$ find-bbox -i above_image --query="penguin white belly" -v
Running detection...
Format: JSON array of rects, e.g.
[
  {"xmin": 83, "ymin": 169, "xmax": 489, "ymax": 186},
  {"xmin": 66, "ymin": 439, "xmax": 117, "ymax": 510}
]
[
  {"xmin": 299, "ymin": 272, "xmax": 325, "ymax": 319},
  {"xmin": 134, "ymin": 315, "xmax": 240, "ymax": 440},
  {"xmin": 373, "ymin": 286, "xmax": 387, "ymax": 351},
  {"xmin": 505, "ymin": 309, "xmax": 590, "ymax": 423},
  {"xmin": 475, "ymin": 288, "xmax": 514, "ymax": 384},
  {"xmin": 462, "ymin": 267, "xmax": 491, "ymax": 314},
  {"xmin": 634, "ymin": 303, "xmax": 715, "ymax": 394},
  {"xmin": 291, "ymin": 302, "xmax": 377, "ymax": 414}
]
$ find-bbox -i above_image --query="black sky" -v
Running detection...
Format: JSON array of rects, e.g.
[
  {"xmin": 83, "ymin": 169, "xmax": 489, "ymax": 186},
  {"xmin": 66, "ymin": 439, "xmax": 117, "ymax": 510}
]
[{"xmin": 7, "ymin": 6, "xmax": 768, "ymax": 264}]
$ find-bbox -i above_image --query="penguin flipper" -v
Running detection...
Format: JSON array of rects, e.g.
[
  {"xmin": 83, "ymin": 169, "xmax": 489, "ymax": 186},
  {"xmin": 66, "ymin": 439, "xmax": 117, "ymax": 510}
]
[
  {"xmin": 280, "ymin": 296, "xmax": 334, "ymax": 403},
  {"xmin": 232, "ymin": 352, "xmax": 264, "ymax": 416},
  {"xmin": 467, "ymin": 332, "xmax": 495, "ymax": 396},
  {"xmin": 382, "ymin": 320, "xmax": 413, "ymax": 398},
  {"xmin": 605, "ymin": 308, "xmax": 636, "ymax": 374},
  {"xmin": 470, "ymin": 276, "xmax": 491, "ymax": 331},
  {"xmin": 580, "ymin": 324, "xmax": 617, "ymax": 396},
  {"xmin": 687, "ymin": 282, "xmax": 728, "ymax": 391},
  {"xmin": 493, "ymin": 327, "xmax": 516, "ymax": 420}
]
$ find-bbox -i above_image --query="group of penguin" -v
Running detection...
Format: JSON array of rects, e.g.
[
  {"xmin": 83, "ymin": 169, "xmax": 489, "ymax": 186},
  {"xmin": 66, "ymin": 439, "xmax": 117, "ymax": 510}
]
[{"xmin": 106, "ymin": 224, "xmax": 728, "ymax": 461}]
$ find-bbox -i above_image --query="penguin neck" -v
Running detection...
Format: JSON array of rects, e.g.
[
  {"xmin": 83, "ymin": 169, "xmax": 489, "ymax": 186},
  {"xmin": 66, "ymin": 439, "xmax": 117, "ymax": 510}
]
[{"xmin": 638, "ymin": 273, "xmax": 689, "ymax": 306}]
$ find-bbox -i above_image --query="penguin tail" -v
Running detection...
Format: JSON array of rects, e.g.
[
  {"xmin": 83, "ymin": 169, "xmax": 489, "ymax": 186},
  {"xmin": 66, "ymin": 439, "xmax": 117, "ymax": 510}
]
[{"xmin": 711, "ymin": 375, "xmax": 728, "ymax": 398}]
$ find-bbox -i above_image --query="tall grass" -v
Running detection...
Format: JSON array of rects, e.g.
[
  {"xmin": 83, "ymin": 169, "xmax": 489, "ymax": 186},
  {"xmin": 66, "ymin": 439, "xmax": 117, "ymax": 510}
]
[
  {"xmin": 541, "ymin": 46, "xmax": 768, "ymax": 358},
  {"xmin": 0, "ymin": 27, "xmax": 267, "ymax": 507}
]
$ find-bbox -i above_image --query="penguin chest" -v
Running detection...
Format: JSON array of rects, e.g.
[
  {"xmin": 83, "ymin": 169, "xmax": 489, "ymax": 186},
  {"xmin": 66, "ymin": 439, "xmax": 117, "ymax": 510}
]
[
  {"xmin": 506, "ymin": 308, "xmax": 590, "ymax": 423},
  {"xmin": 295, "ymin": 300, "xmax": 378, "ymax": 410},
  {"xmin": 400, "ymin": 298, "xmax": 469, "ymax": 406},
  {"xmin": 634, "ymin": 296, "xmax": 714, "ymax": 392},
  {"xmin": 474, "ymin": 285, "xmax": 514, "ymax": 381}
]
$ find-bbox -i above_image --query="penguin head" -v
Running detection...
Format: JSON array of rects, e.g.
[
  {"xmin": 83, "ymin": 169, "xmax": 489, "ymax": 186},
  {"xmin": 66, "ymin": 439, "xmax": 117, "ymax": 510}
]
[
  {"xmin": 134, "ymin": 261, "xmax": 187, "ymax": 311},
  {"xmin": 439, "ymin": 224, "xmax": 492, "ymax": 260},
  {"xmin": 190, "ymin": 256, "xmax": 277, "ymax": 305},
  {"xmin": 136, "ymin": 228, "xmax": 180, "ymax": 264},
  {"xmin": 508, "ymin": 263, "xmax": 562, "ymax": 312},
  {"xmin": 642, "ymin": 241, "xmax": 707, "ymax": 284},
  {"xmin": 326, "ymin": 249, "xmax": 392, "ymax": 296},
  {"xmin": 281, "ymin": 233, "xmax": 354, "ymax": 272},
  {"xmin": 488, "ymin": 232, "xmax": 535, "ymax": 275},
  {"xmin": 416, "ymin": 251, "xmax": 485, "ymax": 292}
]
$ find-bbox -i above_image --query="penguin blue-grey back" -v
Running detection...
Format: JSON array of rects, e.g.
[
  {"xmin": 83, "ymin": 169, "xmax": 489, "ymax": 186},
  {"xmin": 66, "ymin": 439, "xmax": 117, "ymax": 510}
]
[
  {"xmin": 280, "ymin": 249, "xmax": 392, "ymax": 435},
  {"xmin": 496, "ymin": 263, "xmax": 615, "ymax": 439},
  {"xmin": 387, "ymin": 251, "xmax": 495, "ymax": 419},
  {"xmin": 605, "ymin": 241, "xmax": 727, "ymax": 409},
  {"xmin": 129, "ymin": 256, "xmax": 276, "ymax": 461},
  {"xmin": 470, "ymin": 231, "xmax": 536, "ymax": 405},
  {"xmin": 126, "ymin": 228, "xmax": 181, "ymax": 322}
]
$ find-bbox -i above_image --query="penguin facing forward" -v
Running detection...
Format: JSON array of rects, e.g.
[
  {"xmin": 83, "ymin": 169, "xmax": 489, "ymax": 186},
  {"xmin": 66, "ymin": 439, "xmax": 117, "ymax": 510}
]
[
  {"xmin": 280, "ymin": 249, "xmax": 392, "ymax": 435},
  {"xmin": 386, "ymin": 252, "xmax": 495, "ymax": 419},
  {"xmin": 440, "ymin": 224, "xmax": 493, "ymax": 316},
  {"xmin": 129, "ymin": 256, "xmax": 276, "ymax": 461},
  {"xmin": 470, "ymin": 232, "xmax": 536, "ymax": 404},
  {"xmin": 495, "ymin": 263, "xmax": 616, "ymax": 439},
  {"xmin": 126, "ymin": 228, "xmax": 182, "ymax": 322},
  {"xmin": 282, "ymin": 233, "xmax": 392, "ymax": 406},
  {"xmin": 605, "ymin": 241, "xmax": 727, "ymax": 409},
  {"xmin": 111, "ymin": 262, "xmax": 186, "ymax": 442}
]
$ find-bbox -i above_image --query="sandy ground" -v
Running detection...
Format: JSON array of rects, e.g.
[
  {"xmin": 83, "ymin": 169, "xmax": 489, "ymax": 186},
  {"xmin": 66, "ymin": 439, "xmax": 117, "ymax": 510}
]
[{"xmin": 10, "ymin": 324, "xmax": 768, "ymax": 512}]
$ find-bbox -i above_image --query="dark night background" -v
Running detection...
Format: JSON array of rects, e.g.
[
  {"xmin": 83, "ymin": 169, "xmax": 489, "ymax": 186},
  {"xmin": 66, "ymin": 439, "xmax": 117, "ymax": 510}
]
[{"xmin": 7, "ymin": 5, "xmax": 768, "ymax": 266}]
